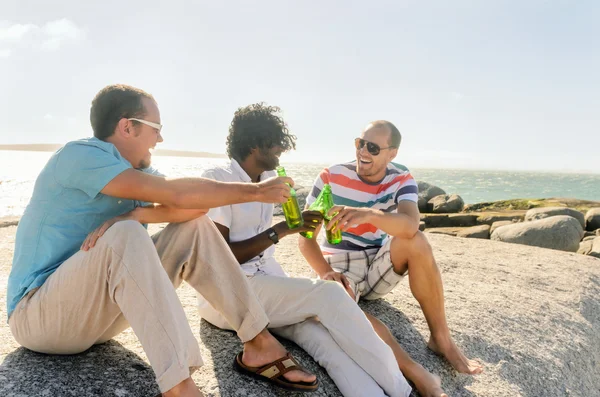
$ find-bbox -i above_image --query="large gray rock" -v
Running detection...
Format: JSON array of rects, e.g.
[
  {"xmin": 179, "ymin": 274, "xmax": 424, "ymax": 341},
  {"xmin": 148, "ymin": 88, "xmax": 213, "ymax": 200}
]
[
  {"xmin": 2, "ymin": 222, "xmax": 600, "ymax": 396},
  {"xmin": 417, "ymin": 181, "xmax": 446, "ymax": 202},
  {"xmin": 490, "ymin": 220, "xmax": 513, "ymax": 235},
  {"xmin": 417, "ymin": 181, "xmax": 445, "ymax": 213},
  {"xmin": 525, "ymin": 207, "xmax": 585, "ymax": 229},
  {"xmin": 490, "ymin": 215, "xmax": 584, "ymax": 252},
  {"xmin": 428, "ymin": 194, "xmax": 464, "ymax": 213},
  {"xmin": 585, "ymin": 208, "xmax": 600, "ymax": 231},
  {"xmin": 456, "ymin": 224, "xmax": 490, "ymax": 239},
  {"xmin": 591, "ymin": 237, "xmax": 600, "ymax": 259}
]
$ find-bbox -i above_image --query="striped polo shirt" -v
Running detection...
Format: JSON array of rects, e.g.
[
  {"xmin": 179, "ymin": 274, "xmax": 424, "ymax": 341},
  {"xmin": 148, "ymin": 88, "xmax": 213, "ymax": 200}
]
[{"xmin": 306, "ymin": 161, "xmax": 418, "ymax": 255}]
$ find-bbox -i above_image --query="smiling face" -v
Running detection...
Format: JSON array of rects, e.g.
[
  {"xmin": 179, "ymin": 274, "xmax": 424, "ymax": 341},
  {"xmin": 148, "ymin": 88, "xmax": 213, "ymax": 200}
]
[
  {"xmin": 355, "ymin": 123, "xmax": 398, "ymax": 182},
  {"xmin": 128, "ymin": 98, "xmax": 163, "ymax": 169}
]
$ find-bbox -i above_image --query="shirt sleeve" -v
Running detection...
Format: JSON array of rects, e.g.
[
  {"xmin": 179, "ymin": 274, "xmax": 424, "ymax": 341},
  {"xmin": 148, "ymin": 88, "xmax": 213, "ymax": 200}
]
[
  {"xmin": 54, "ymin": 143, "xmax": 131, "ymax": 198},
  {"xmin": 201, "ymin": 168, "xmax": 233, "ymax": 229},
  {"xmin": 394, "ymin": 172, "xmax": 419, "ymax": 204},
  {"xmin": 305, "ymin": 168, "xmax": 330, "ymax": 208}
]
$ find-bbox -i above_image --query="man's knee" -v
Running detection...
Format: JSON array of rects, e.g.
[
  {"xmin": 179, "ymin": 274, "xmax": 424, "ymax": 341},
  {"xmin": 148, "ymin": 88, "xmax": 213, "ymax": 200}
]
[
  {"xmin": 392, "ymin": 230, "xmax": 432, "ymax": 256},
  {"xmin": 100, "ymin": 220, "xmax": 154, "ymax": 253},
  {"xmin": 315, "ymin": 280, "xmax": 351, "ymax": 302}
]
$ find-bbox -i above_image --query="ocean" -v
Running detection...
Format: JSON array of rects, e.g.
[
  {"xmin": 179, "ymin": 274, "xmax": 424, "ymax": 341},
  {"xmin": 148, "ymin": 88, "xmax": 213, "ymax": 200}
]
[{"xmin": 1, "ymin": 150, "xmax": 599, "ymax": 218}]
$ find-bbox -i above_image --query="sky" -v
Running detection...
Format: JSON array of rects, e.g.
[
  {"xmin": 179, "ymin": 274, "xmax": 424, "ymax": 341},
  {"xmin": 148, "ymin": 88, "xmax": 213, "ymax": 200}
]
[{"xmin": 0, "ymin": 0, "xmax": 598, "ymax": 172}]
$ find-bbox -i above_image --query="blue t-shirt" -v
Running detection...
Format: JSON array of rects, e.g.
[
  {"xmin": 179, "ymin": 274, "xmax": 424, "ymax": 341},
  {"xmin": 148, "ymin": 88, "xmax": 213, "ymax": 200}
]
[{"xmin": 7, "ymin": 137, "xmax": 162, "ymax": 318}]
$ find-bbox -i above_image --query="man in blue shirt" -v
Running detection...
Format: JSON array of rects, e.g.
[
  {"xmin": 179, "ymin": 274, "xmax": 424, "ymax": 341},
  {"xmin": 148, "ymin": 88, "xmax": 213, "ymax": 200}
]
[{"xmin": 7, "ymin": 84, "xmax": 317, "ymax": 396}]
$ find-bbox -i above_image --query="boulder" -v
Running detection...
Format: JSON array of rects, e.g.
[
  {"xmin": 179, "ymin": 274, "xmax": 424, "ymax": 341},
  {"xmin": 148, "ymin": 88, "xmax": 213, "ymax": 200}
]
[
  {"xmin": 525, "ymin": 207, "xmax": 585, "ymax": 229},
  {"xmin": 490, "ymin": 215, "xmax": 584, "ymax": 252},
  {"xmin": 417, "ymin": 181, "xmax": 446, "ymax": 202},
  {"xmin": 591, "ymin": 237, "xmax": 600, "ymax": 259},
  {"xmin": 585, "ymin": 208, "xmax": 600, "ymax": 231},
  {"xmin": 418, "ymin": 196, "xmax": 428, "ymax": 213},
  {"xmin": 490, "ymin": 221, "xmax": 513, "ymax": 235},
  {"xmin": 428, "ymin": 194, "xmax": 464, "ymax": 214},
  {"xmin": 418, "ymin": 221, "xmax": 426, "ymax": 231},
  {"xmin": 578, "ymin": 239, "xmax": 594, "ymax": 255},
  {"xmin": 476, "ymin": 213, "xmax": 525, "ymax": 225},
  {"xmin": 456, "ymin": 225, "xmax": 490, "ymax": 239}
]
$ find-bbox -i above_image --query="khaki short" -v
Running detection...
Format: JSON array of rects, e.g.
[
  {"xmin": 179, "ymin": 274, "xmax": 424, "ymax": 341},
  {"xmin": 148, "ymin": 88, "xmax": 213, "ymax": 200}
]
[{"xmin": 325, "ymin": 238, "xmax": 405, "ymax": 301}]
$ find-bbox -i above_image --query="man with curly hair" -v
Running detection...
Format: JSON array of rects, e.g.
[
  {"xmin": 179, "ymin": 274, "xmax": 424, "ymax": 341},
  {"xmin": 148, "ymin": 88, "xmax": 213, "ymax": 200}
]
[{"xmin": 198, "ymin": 103, "xmax": 424, "ymax": 397}]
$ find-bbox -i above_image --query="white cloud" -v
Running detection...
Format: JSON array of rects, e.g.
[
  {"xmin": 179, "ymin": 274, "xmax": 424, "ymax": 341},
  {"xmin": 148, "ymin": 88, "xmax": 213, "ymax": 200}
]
[
  {"xmin": 0, "ymin": 48, "xmax": 11, "ymax": 58},
  {"xmin": 43, "ymin": 113, "xmax": 54, "ymax": 120},
  {"xmin": 0, "ymin": 19, "xmax": 85, "ymax": 53},
  {"xmin": 0, "ymin": 22, "xmax": 38, "ymax": 41}
]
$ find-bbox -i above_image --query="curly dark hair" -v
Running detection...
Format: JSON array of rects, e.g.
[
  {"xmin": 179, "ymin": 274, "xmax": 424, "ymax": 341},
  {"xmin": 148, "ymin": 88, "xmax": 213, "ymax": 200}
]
[
  {"xmin": 226, "ymin": 103, "xmax": 297, "ymax": 161},
  {"xmin": 90, "ymin": 84, "xmax": 154, "ymax": 141}
]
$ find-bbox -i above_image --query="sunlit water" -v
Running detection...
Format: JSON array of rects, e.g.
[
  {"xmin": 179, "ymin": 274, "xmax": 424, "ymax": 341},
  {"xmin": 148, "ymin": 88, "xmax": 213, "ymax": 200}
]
[{"xmin": 1, "ymin": 150, "xmax": 599, "ymax": 218}]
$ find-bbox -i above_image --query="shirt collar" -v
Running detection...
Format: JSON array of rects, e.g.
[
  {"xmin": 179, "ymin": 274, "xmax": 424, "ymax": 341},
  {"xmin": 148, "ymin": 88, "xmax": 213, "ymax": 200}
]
[{"xmin": 230, "ymin": 159, "xmax": 271, "ymax": 183}]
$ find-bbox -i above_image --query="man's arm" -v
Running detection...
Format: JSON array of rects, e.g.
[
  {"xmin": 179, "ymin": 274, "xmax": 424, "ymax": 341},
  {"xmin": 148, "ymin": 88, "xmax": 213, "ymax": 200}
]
[
  {"xmin": 214, "ymin": 211, "xmax": 322, "ymax": 264},
  {"xmin": 326, "ymin": 200, "xmax": 420, "ymax": 239},
  {"xmin": 297, "ymin": 221, "xmax": 333, "ymax": 277},
  {"xmin": 100, "ymin": 169, "xmax": 293, "ymax": 208},
  {"xmin": 80, "ymin": 205, "xmax": 207, "ymax": 251}
]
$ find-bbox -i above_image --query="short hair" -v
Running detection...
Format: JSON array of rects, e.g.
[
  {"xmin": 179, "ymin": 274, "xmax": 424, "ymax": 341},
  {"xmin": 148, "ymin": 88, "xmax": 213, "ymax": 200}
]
[
  {"xmin": 90, "ymin": 84, "xmax": 154, "ymax": 141},
  {"xmin": 226, "ymin": 103, "xmax": 297, "ymax": 161},
  {"xmin": 369, "ymin": 120, "xmax": 401, "ymax": 148}
]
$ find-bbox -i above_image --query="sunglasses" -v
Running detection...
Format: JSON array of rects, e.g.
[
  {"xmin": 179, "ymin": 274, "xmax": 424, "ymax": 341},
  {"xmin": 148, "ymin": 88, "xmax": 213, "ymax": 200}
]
[
  {"xmin": 128, "ymin": 118, "xmax": 163, "ymax": 133},
  {"xmin": 355, "ymin": 138, "xmax": 395, "ymax": 156}
]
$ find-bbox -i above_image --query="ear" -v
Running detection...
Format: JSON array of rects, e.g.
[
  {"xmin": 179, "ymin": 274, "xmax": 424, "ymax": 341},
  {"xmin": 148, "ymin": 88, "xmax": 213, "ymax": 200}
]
[
  {"xmin": 114, "ymin": 118, "xmax": 132, "ymax": 139},
  {"xmin": 388, "ymin": 147, "xmax": 398, "ymax": 162}
]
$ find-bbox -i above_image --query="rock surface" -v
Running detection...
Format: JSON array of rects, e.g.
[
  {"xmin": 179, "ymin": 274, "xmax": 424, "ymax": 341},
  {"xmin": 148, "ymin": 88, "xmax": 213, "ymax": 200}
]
[
  {"xmin": 524, "ymin": 207, "xmax": 585, "ymax": 229},
  {"xmin": 1, "ymin": 218, "xmax": 600, "ymax": 396},
  {"xmin": 585, "ymin": 208, "xmax": 600, "ymax": 231},
  {"xmin": 428, "ymin": 194, "xmax": 465, "ymax": 214},
  {"xmin": 456, "ymin": 225, "xmax": 490, "ymax": 239},
  {"xmin": 490, "ymin": 215, "xmax": 584, "ymax": 252}
]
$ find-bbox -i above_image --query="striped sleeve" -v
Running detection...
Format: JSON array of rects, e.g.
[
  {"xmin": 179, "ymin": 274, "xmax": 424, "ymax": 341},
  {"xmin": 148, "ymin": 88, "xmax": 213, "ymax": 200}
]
[
  {"xmin": 394, "ymin": 172, "xmax": 419, "ymax": 204},
  {"xmin": 305, "ymin": 168, "xmax": 329, "ymax": 208}
]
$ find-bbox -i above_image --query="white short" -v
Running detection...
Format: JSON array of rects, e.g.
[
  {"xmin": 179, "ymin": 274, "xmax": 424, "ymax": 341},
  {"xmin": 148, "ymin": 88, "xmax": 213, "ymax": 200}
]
[{"xmin": 325, "ymin": 238, "xmax": 405, "ymax": 301}]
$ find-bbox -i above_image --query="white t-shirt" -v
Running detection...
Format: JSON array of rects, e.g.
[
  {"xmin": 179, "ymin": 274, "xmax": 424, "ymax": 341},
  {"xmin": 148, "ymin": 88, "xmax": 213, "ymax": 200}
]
[{"xmin": 200, "ymin": 159, "xmax": 286, "ymax": 278}]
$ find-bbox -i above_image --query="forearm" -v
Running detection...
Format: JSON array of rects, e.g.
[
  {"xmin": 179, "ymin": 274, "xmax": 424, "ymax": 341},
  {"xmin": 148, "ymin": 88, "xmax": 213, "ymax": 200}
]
[
  {"xmin": 131, "ymin": 205, "xmax": 207, "ymax": 224},
  {"xmin": 298, "ymin": 233, "xmax": 333, "ymax": 277},
  {"xmin": 369, "ymin": 210, "xmax": 420, "ymax": 238},
  {"xmin": 165, "ymin": 178, "xmax": 260, "ymax": 208},
  {"xmin": 228, "ymin": 222, "xmax": 292, "ymax": 264}
]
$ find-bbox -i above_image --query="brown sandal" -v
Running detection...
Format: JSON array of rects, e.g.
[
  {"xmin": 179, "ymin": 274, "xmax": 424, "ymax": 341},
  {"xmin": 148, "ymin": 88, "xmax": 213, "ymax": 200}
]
[{"xmin": 233, "ymin": 351, "xmax": 319, "ymax": 392}]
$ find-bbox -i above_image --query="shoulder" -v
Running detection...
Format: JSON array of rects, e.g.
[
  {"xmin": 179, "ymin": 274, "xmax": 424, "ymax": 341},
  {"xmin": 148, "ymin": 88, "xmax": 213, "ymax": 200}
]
[
  {"xmin": 386, "ymin": 162, "xmax": 416, "ymax": 185},
  {"xmin": 201, "ymin": 161, "xmax": 234, "ymax": 181},
  {"xmin": 56, "ymin": 138, "xmax": 125, "ymax": 166}
]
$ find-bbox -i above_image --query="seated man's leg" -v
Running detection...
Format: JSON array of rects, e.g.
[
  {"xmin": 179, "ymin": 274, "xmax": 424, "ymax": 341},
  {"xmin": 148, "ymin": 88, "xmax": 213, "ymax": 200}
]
[
  {"xmin": 9, "ymin": 220, "xmax": 202, "ymax": 394},
  {"xmin": 274, "ymin": 319, "xmax": 387, "ymax": 397},
  {"xmin": 152, "ymin": 216, "xmax": 315, "ymax": 384},
  {"xmin": 366, "ymin": 231, "xmax": 483, "ymax": 375},
  {"xmin": 198, "ymin": 286, "xmax": 386, "ymax": 397},
  {"xmin": 246, "ymin": 274, "xmax": 412, "ymax": 397}
]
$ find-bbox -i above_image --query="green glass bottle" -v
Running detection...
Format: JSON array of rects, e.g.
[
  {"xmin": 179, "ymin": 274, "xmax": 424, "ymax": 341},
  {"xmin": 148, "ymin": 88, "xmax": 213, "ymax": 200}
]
[
  {"xmin": 276, "ymin": 166, "xmax": 303, "ymax": 229},
  {"xmin": 300, "ymin": 184, "xmax": 342, "ymax": 244}
]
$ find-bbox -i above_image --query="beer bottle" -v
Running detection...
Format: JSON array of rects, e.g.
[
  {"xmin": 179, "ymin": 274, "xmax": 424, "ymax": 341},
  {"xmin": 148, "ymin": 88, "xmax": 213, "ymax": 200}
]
[
  {"xmin": 275, "ymin": 166, "xmax": 303, "ymax": 229},
  {"xmin": 301, "ymin": 184, "xmax": 342, "ymax": 244}
]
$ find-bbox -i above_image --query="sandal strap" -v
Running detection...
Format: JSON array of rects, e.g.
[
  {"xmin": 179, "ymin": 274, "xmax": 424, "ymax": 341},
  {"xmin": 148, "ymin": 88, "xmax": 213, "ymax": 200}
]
[{"xmin": 257, "ymin": 353, "xmax": 303, "ymax": 379}]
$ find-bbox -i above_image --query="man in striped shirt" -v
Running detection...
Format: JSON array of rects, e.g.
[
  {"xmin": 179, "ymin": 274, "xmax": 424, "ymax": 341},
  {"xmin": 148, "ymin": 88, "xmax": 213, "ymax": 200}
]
[{"xmin": 299, "ymin": 120, "xmax": 483, "ymax": 384}]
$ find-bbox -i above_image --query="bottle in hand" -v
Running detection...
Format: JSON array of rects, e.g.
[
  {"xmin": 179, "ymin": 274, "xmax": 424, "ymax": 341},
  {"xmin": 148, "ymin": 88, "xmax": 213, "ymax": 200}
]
[{"xmin": 276, "ymin": 166, "xmax": 303, "ymax": 229}]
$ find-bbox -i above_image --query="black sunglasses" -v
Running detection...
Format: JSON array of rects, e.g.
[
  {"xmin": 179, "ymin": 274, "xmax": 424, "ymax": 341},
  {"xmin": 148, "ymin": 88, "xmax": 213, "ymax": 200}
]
[{"xmin": 355, "ymin": 138, "xmax": 395, "ymax": 156}]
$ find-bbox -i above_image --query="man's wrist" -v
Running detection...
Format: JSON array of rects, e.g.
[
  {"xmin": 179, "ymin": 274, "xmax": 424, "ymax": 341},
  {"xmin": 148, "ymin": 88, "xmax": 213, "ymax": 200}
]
[{"xmin": 272, "ymin": 222, "xmax": 291, "ymax": 238}]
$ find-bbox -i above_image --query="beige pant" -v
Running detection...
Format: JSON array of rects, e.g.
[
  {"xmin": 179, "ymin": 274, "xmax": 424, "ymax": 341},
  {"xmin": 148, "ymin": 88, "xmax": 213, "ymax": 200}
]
[
  {"xmin": 199, "ymin": 275, "xmax": 412, "ymax": 397},
  {"xmin": 9, "ymin": 217, "xmax": 270, "ymax": 393}
]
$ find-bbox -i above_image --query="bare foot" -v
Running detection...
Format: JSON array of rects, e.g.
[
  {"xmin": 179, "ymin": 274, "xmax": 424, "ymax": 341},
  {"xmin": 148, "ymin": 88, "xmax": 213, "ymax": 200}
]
[
  {"xmin": 242, "ymin": 329, "xmax": 316, "ymax": 384},
  {"xmin": 410, "ymin": 366, "xmax": 448, "ymax": 397},
  {"xmin": 428, "ymin": 336, "xmax": 483, "ymax": 375},
  {"xmin": 162, "ymin": 377, "xmax": 203, "ymax": 397}
]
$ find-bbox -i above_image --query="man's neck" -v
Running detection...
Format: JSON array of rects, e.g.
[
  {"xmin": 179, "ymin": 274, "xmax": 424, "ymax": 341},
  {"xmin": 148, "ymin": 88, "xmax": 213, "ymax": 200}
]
[{"xmin": 238, "ymin": 157, "xmax": 265, "ymax": 183}]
